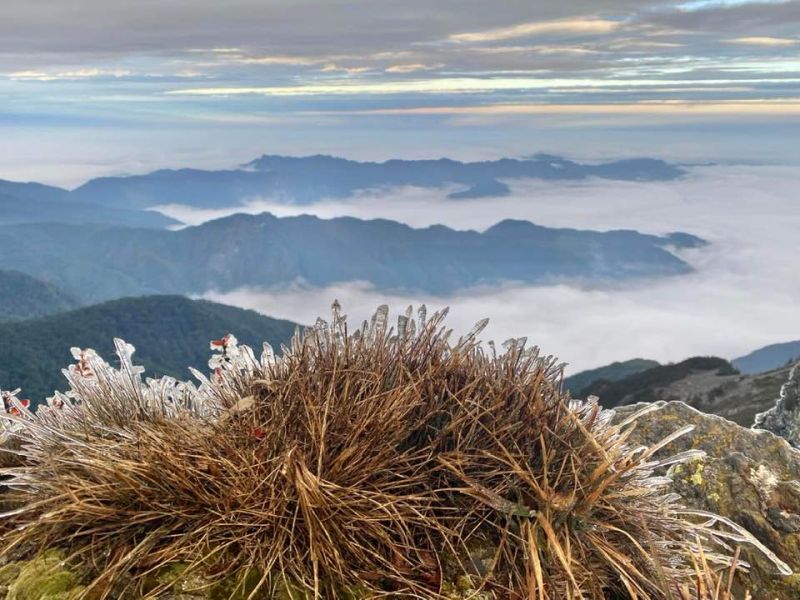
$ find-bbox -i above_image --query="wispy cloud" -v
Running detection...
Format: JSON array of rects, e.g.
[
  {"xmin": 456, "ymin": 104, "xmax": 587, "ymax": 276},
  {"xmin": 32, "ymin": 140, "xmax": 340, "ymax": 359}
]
[
  {"xmin": 335, "ymin": 98, "xmax": 800, "ymax": 116},
  {"xmin": 7, "ymin": 68, "xmax": 132, "ymax": 81},
  {"xmin": 385, "ymin": 63, "xmax": 443, "ymax": 73},
  {"xmin": 320, "ymin": 63, "xmax": 372, "ymax": 74},
  {"xmin": 677, "ymin": 0, "xmax": 790, "ymax": 10},
  {"xmin": 449, "ymin": 17, "xmax": 621, "ymax": 43},
  {"xmin": 727, "ymin": 36, "xmax": 797, "ymax": 46},
  {"xmin": 230, "ymin": 54, "xmax": 325, "ymax": 66},
  {"xmin": 164, "ymin": 76, "xmax": 800, "ymax": 98}
]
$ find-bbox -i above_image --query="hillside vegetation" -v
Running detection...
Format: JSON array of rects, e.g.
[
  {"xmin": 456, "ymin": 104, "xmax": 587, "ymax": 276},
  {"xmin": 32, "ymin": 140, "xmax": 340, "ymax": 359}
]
[
  {"xmin": 580, "ymin": 357, "xmax": 738, "ymax": 405},
  {"xmin": 0, "ymin": 295, "xmax": 298, "ymax": 401},
  {"xmin": 581, "ymin": 356, "xmax": 793, "ymax": 426},
  {"xmin": 564, "ymin": 358, "xmax": 660, "ymax": 394},
  {"xmin": 0, "ymin": 270, "xmax": 78, "ymax": 321}
]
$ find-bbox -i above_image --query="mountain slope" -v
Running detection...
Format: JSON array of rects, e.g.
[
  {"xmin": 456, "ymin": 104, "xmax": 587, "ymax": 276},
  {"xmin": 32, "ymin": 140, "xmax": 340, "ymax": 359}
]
[
  {"xmin": 580, "ymin": 357, "xmax": 738, "ymax": 405},
  {"xmin": 0, "ymin": 295, "xmax": 299, "ymax": 402},
  {"xmin": 0, "ymin": 179, "xmax": 70, "ymax": 203},
  {"xmin": 0, "ymin": 191, "xmax": 177, "ymax": 228},
  {"xmin": 563, "ymin": 358, "xmax": 660, "ymax": 395},
  {"xmin": 70, "ymin": 154, "xmax": 686, "ymax": 209},
  {"xmin": 581, "ymin": 357, "xmax": 793, "ymax": 426},
  {"xmin": 0, "ymin": 213, "xmax": 705, "ymax": 303},
  {"xmin": 733, "ymin": 340, "xmax": 800, "ymax": 374},
  {"xmin": 0, "ymin": 270, "xmax": 78, "ymax": 321}
]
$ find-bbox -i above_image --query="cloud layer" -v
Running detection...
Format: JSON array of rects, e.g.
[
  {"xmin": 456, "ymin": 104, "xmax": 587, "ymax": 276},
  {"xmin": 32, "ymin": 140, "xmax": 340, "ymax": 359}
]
[
  {"xmin": 199, "ymin": 165, "xmax": 800, "ymax": 375},
  {"xmin": 2, "ymin": 1, "xmax": 800, "ymax": 183}
]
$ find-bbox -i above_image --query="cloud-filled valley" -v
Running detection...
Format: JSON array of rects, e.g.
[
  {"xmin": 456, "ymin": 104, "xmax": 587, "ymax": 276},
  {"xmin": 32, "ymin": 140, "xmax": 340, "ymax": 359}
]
[{"xmin": 197, "ymin": 165, "xmax": 800, "ymax": 374}]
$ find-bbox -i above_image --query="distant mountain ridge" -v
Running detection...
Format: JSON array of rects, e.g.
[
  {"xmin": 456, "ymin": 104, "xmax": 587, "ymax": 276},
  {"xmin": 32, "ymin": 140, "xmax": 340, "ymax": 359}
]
[
  {"xmin": 70, "ymin": 153, "xmax": 686, "ymax": 210},
  {"xmin": 0, "ymin": 213, "xmax": 705, "ymax": 303},
  {"xmin": 0, "ymin": 154, "xmax": 687, "ymax": 228},
  {"xmin": 733, "ymin": 340, "xmax": 800, "ymax": 374},
  {"xmin": 563, "ymin": 358, "xmax": 660, "ymax": 394},
  {"xmin": 0, "ymin": 270, "xmax": 78, "ymax": 321},
  {"xmin": 0, "ymin": 179, "xmax": 70, "ymax": 204},
  {"xmin": 0, "ymin": 295, "xmax": 299, "ymax": 402},
  {"xmin": 0, "ymin": 189, "xmax": 176, "ymax": 228}
]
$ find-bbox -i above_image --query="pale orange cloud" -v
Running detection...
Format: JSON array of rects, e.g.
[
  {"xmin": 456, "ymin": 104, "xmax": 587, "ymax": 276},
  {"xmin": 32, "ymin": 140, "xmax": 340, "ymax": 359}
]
[
  {"xmin": 385, "ymin": 63, "xmax": 442, "ymax": 73},
  {"xmin": 333, "ymin": 99, "xmax": 800, "ymax": 116},
  {"xmin": 727, "ymin": 36, "xmax": 797, "ymax": 47},
  {"xmin": 449, "ymin": 18, "xmax": 620, "ymax": 43}
]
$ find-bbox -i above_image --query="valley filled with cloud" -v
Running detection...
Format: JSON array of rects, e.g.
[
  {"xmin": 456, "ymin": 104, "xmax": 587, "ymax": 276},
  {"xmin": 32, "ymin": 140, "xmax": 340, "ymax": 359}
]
[{"xmin": 199, "ymin": 164, "xmax": 800, "ymax": 373}]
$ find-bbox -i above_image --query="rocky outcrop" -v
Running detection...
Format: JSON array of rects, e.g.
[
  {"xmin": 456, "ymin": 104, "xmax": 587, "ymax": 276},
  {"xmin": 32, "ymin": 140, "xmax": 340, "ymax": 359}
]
[
  {"xmin": 615, "ymin": 401, "xmax": 800, "ymax": 600},
  {"xmin": 754, "ymin": 363, "xmax": 800, "ymax": 449}
]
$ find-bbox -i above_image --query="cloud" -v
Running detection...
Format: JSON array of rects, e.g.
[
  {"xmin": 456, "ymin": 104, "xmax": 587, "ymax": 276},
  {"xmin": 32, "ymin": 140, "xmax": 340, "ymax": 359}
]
[
  {"xmin": 231, "ymin": 55, "xmax": 325, "ymax": 66},
  {"xmin": 309, "ymin": 99, "xmax": 800, "ymax": 119},
  {"xmin": 2, "ymin": 0, "xmax": 800, "ymax": 137},
  {"xmin": 164, "ymin": 77, "xmax": 800, "ymax": 97},
  {"xmin": 646, "ymin": 0, "xmax": 800, "ymax": 33},
  {"xmin": 3, "ymin": 0, "xmax": 800, "ymax": 189},
  {"xmin": 676, "ymin": 0, "xmax": 791, "ymax": 10},
  {"xmin": 385, "ymin": 63, "xmax": 443, "ymax": 73},
  {"xmin": 727, "ymin": 36, "xmax": 797, "ymax": 46},
  {"xmin": 449, "ymin": 17, "xmax": 621, "ymax": 43},
  {"xmin": 197, "ymin": 165, "xmax": 800, "ymax": 374},
  {"xmin": 7, "ymin": 68, "xmax": 132, "ymax": 81},
  {"xmin": 320, "ymin": 63, "xmax": 372, "ymax": 74}
]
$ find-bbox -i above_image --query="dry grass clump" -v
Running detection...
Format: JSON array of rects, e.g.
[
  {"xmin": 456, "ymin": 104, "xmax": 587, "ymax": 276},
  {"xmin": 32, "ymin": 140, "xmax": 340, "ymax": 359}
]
[{"xmin": 0, "ymin": 303, "xmax": 788, "ymax": 599}]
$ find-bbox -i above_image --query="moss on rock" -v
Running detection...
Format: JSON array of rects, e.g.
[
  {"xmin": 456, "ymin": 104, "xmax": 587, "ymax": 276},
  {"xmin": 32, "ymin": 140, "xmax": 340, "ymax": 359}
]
[{"xmin": 5, "ymin": 551, "xmax": 84, "ymax": 600}]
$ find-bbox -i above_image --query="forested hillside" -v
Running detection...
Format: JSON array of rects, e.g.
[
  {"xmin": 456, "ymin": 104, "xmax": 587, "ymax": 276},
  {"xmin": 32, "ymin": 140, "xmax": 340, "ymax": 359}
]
[
  {"xmin": 0, "ymin": 270, "xmax": 78, "ymax": 321},
  {"xmin": 0, "ymin": 295, "xmax": 299, "ymax": 401}
]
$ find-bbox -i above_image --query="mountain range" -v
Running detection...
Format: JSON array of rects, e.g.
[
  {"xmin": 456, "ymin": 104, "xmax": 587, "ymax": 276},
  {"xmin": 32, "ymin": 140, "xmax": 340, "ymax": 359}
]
[
  {"xmin": 0, "ymin": 153, "xmax": 704, "ymax": 303},
  {"xmin": 0, "ymin": 153, "xmax": 686, "ymax": 233},
  {"xmin": 70, "ymin": 154, "xmax": 686, "ymax": 210},
  {"xmin": 0, "ymin": 213, "xmax": 705, "ymax": 303},
  {"xmin": 0, "ymin": 295, "xmax": 298, "ymax": 402}
]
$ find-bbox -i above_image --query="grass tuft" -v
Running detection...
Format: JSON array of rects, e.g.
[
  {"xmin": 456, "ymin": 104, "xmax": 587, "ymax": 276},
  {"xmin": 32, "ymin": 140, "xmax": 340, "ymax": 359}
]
[{"xmin": 0, "ymin": 303, "xmax": 786, "ymax": 598}]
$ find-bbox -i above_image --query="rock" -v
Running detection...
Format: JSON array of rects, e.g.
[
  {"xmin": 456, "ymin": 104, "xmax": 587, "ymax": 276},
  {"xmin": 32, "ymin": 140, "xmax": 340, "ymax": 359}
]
[
  {"xmin": 754, "ymin": 363, "xmax": 800, "ymax": 448},
  {"xmin": 614, "ymin": 401, "xmax": 800, "ymax": 600}
]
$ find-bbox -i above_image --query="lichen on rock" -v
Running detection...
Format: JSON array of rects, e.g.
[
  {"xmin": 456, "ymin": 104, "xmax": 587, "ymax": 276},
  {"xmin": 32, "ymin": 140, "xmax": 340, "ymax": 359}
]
[{"xmin": 615, "ymin": 400, "xmax": 800, "ymax": 599}]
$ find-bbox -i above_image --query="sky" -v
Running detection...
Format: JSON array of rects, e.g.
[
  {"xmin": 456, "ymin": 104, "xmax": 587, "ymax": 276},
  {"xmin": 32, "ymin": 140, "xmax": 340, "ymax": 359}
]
[{"xmin": 2, "ymin": 0, "xmax": 800, "ymax": 185}]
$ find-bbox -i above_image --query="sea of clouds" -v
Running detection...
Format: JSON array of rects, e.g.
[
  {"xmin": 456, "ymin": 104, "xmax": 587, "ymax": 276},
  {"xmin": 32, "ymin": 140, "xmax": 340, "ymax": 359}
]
[{"xmin": 171, "ymin": 165, "xmax": 799, "ymax": 375}]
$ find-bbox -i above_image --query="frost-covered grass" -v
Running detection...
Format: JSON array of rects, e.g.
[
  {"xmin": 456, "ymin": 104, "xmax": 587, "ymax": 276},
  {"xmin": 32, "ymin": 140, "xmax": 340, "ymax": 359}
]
[{"xmin": 0, "ymin": 303, "xmax": 786, "ymax": 599}]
